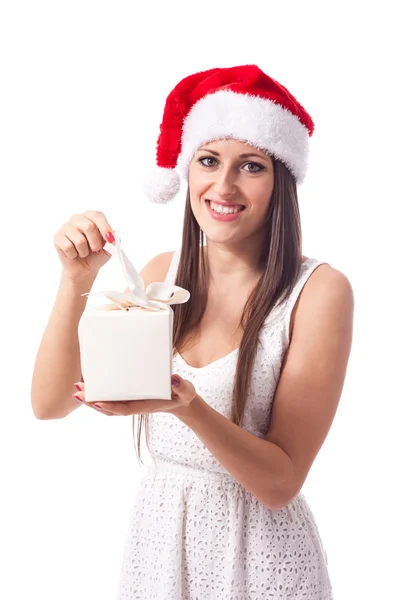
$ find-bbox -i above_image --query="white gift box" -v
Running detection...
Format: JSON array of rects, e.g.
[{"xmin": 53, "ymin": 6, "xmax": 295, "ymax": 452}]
[{"xmin": 77, "ymin": 229, "xmax": 190, "ymax": 403}]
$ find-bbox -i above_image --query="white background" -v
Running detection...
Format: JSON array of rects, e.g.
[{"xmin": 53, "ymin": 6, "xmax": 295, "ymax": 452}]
[{"xmin": 1, "ymin": 1, "xmax": 399, "ymax": 598}]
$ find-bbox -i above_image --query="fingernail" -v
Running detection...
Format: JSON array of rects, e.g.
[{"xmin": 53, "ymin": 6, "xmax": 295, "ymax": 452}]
[
  {"xmin": 74, "ymin": 384, "xmax": 82, "ymax": 391},
  {"xmin": 172, "ymin": 376, "xmax": 180, "ymax": 387},
  {"xmin": 93, "ymin": 403, "xmax": 102, "ymax": 408},
  {"xmin": 105, "ymin": 231, "xmax": 115, "ymax": 243},
  {"xmin": 73, "ymin": 394, "xmax": 83, "ymax": 402}
]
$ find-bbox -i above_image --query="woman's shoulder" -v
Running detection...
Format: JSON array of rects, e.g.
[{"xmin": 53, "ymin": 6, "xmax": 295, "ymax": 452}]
[
  {"xmin": 143, "ymin": 250, "xmax": 175, "ymax": 279},
  {"xmin": 297, "ymin": 256, "xmax": 343, "ymax": 298},
  {"xmin": 301, "ymin": 256, "xmax": 348, "ymax": 281},
  {"xmin": 292, "ymin": 258, "xmax": 353, "ymax": 330},
  {"xmin": 124, "ymin": 251, "xmax": 176, "ymax": 294}
]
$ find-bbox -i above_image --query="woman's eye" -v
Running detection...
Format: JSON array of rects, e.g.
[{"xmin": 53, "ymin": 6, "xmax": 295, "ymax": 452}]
[
  {"xmin": 198, "ymin": 156, "xmax": 217, "ymax": 167},
  {"xmin": 243, "ymin": 162, "xmax": 264, "ymax": 173},
  {"xmin": 197, "ymin": 157, "xmax": 264, "ymax": 172}
]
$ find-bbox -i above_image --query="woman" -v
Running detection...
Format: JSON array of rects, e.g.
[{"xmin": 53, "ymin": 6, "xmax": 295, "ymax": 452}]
[{"xmin": 42, "ymin": 65, "xmax": 354, "ymax": 598}]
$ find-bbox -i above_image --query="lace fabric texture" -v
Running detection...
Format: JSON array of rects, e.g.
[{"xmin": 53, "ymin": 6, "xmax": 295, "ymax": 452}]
[{"xmin": 116, "ymin": 248, "xmax": 334, "ymax": 599}]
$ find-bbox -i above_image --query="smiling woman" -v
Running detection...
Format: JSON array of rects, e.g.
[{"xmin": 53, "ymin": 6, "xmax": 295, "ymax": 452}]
[{"xmin": 113, "ymin": 65, "xmax": 352, "ymax": 600}]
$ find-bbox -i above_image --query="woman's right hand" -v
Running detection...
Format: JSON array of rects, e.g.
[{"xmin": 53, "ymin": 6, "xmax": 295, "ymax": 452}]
[{"xmin": 53, "ymin": 210, "xmax": 116, "ymax": 283}]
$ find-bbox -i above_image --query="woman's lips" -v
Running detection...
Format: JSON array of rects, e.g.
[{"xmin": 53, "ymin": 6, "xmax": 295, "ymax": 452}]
[{"xmin": 205, "ymin": 199, "xmax": 246, "ymax": 222}]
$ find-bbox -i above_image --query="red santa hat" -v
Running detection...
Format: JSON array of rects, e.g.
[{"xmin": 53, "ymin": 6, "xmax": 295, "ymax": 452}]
[{"xmin": 143, "ymin": 64, "xmax": 314, "ymax": 204}]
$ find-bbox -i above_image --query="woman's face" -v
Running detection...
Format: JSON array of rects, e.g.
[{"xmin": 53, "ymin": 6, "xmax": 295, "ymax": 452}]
[{"xmin": 188, "ymin": 138, "xmax": 274, "ymax": 244}]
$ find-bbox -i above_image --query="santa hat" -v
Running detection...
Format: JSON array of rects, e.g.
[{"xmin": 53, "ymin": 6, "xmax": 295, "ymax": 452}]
[{"xmin": 142, "ymin": 64, "xmax": 314, "ymax": 204}]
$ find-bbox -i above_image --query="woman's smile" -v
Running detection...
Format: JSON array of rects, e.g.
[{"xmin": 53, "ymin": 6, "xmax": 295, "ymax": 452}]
[{"xmin": 205, "ymin": 199, "xmax": 246, "ymax": 222}]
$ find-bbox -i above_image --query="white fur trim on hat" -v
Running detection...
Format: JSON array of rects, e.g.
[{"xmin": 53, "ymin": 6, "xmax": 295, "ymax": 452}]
[{"xmin": 176, "ymin": 90, "xmax": 310, "ymax": 184}]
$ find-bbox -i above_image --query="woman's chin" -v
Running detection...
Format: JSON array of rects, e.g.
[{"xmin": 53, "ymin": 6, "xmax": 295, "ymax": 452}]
[{"xmin": 200, "ymin": 228, "xmax": 239, "ymax": 244}]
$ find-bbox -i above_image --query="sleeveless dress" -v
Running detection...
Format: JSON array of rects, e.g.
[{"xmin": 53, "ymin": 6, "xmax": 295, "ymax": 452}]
[{"xmin": 116, "ymin": 248, "xmax": 334, "ymax": 600}]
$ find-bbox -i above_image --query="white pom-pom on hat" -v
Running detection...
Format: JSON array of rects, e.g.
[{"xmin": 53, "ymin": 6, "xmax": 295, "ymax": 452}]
[{"xmin": 142, "ymin": 166, "xmax": 181, "ymax": 204}]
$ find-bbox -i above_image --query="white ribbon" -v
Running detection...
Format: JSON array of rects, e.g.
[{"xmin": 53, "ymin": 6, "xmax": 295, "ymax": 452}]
[{"xmin": 81, "ymin": 228, "xmax": 190, "ymax": 312}]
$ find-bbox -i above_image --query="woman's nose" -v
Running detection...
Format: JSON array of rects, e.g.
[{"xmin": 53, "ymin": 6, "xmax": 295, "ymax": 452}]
[{"xmin": 212, "ymin": 170, "xmax": 237, "ymax": 197}]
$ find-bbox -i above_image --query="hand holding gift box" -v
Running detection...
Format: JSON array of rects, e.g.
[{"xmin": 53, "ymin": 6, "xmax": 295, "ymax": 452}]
[{"xmin": 77, "ymin": 229, "xmax": 190, "ymax": 403}]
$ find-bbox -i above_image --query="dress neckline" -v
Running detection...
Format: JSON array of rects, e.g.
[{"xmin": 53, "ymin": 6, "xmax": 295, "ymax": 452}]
[
  {"xmin": 171, "ymin": 257, "xmax": 316, "ymax": 371},
  {"xmin": 175, "ymin": 347, "xmax": 240, "ymax": 371}
]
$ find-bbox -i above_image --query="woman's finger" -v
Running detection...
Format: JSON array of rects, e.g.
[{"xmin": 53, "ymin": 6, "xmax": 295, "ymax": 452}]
[
  {"xmin": 91, "ymin": 405, "xmax": 116, "ymax": 415},
  {"xmin": 72, "ymin": 387, "xmax": 116, "ymax": 415}
]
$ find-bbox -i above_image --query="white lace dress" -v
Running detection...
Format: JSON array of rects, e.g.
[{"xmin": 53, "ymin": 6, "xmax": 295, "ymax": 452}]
[{"xmin": 116, "ymin": 248, "xmax": 334, "ymax": 600}]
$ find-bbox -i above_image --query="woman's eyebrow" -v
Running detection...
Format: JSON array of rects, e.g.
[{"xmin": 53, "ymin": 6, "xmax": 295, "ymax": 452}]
[
  {"xmin": 197, "ymin": 147, "xmax": 269, "ymax": 161},
  {"xmin": 239, "ymin": 152, "xmax": 269, "ymax": 160}
]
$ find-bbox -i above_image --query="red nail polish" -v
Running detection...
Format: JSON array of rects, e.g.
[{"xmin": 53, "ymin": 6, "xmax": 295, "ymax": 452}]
[
  {"xmin": 105, "ymin": 231, "xmax": 115, "ymax": 243},
  {"xmin": 74, "ymin": 384, "xmax": 82, "ymax": 391},
  {"xmin": 73, "ymin": 394, "xmax": 83, "ymax": 402},
  {"xmin": 172, "ymin": 376, "xmax": 180, "ymax": 387}
]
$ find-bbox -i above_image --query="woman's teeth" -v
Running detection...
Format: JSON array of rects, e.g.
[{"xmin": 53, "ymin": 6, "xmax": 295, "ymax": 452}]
[{"xmin": 208, "ymin": 201, "xmax": 244, "ymax": 214}]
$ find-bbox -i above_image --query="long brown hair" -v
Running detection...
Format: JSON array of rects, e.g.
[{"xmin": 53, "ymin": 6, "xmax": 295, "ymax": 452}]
[{"xmin": 133, "ymin": 156, "xmax": 304, "ymax": 465}]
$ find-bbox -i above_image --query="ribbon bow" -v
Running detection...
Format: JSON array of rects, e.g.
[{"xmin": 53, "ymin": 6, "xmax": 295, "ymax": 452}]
[{"xmin": 81, "ymin": 228, "xmax": 190, "ymax": 311}]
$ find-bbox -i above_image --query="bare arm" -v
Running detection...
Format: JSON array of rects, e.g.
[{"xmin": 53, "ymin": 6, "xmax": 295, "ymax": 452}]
[
  {"xmin": 31, "ymin": 251, "xmax": 174, "ymax": 420},
  {"xmin": 31, "ymin": 271, "xmax": 96, "ymax": 419}
]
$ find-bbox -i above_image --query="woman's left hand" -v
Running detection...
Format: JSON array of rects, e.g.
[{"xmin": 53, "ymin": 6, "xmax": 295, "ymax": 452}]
[{"xmin": 72, "ymin": 375, "xmax": 197, "ymax": 417}]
